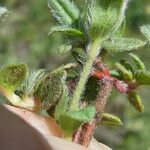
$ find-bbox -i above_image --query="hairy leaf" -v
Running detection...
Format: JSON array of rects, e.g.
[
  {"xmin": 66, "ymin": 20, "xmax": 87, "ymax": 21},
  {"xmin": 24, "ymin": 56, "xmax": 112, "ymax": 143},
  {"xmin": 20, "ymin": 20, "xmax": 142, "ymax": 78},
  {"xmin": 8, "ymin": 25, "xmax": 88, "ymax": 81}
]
[
  {"xmin": 140, "ymin": 25, "xmax": 150, "ymax": 42},
  {"xmin": 34, "ymin": 69, "xmax": 67, "ymax": 110},
  {"xmin": 48, "ymin": 0, "xmax": 79, "ymax": 25},
  {"xmin": 103, "ymin": 37, "xmax": 146, "ymax": 53},
  {"xmin": 58, "ymin": 106, "xmax": 95, "ymax": 136},
  {"xmin": 72, "ymin": 48, "xmax": 88, "ymax": 65},
  {"xmin": 88, "ymin": 3, "xmax": 118, "ymax": 39},
  {"xmin": 49, "ymin": 26, "xmax": 84, "ymax": 38},
  {"xmin": 65, "ymin": 105, "xmax": 95, "ymax": 122},
  {"xmin": 55, "ymin": 63, "xmax": 77, "ymax": 71},
  {"xmin": 127, "ymin": 91, "xmax": 144, "ymax": 112},
  {"xmin": 115, "ymin": 63, "xmax": 133, "ymax": 81},
  {"xmin": 15, "ymin": 70, "xmax": 45, "ymax": 98},
  {"xmin": 120, "ymin": 59, "xmax": 135, "ymax": 74},
  {"xmin": 130, "ymin": 53, "xmax": 146, "ymax": 71},
  {"xmin": 0, "ymin": 64, "xmax": 27, "ymax": 92},
  {"xmin": 34, "ymin": 64, "xmax": 75, "ymax": 110},
  {"xmin": 54, "ymin": 79, "xmax": 69, "ymax": 120},
  {"xmin": 57, "ymin": 43, "xmax": 72, "ymax": 55},
  {"xmin": 83, "ymin": 0, "xmax": 129, "ymax": 39},
  {"xmin": 56, "ymin": 0, "xmax": 80, "ymax": 22},
  {"xmin": 97, "ymin": 113, "xmax": 122, "ymax": 126},
  {"xmin": 135, "ymin": 70, "xmax": 150, "ymax": 85},
  {"xmin": 82, "ymin": 77, "xmax": 100, "ymax": 102}
]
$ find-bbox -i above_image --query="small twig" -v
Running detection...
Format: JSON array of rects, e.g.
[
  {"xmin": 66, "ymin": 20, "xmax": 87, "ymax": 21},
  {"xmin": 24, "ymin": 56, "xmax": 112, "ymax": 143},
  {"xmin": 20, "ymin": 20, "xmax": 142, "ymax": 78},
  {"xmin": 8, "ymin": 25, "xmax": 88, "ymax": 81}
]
[
  {"xmin": 95, "ymin": 79, "xmax": 113, "ymax": 115},
  {"xmin": 72, "ymin": 119, "xmax": 96, "ymax": 147}
]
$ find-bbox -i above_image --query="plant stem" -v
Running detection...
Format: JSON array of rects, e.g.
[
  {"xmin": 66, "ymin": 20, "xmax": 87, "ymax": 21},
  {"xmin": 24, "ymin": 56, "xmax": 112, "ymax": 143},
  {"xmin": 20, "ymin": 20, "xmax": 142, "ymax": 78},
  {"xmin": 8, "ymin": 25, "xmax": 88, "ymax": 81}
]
[
  {"xmin": 73, "ymin": 79, "xmax": 113, "ymax": 146},
  {"xmin": 72, "ymin": 119, "xmax": 96, "ymax": 147},
  {"xmin": 70, "ymin": 39, "xmax": 102, "ymax": 111},
  {"xmin": 95, "ymin": 79, "xmax": 113, "ymax": 114}
]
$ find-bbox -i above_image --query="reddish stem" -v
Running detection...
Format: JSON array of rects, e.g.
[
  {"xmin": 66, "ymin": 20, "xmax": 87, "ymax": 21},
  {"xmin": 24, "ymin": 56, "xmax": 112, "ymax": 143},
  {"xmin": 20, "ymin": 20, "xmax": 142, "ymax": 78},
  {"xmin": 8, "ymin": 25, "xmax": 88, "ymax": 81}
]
[
  {"xmin": 72, "ymin": 119, "xmax": 96, "ymax": 147},
  {"xmin": 72, "ymin": 59, "xmax": 113, "ymax": 147}
]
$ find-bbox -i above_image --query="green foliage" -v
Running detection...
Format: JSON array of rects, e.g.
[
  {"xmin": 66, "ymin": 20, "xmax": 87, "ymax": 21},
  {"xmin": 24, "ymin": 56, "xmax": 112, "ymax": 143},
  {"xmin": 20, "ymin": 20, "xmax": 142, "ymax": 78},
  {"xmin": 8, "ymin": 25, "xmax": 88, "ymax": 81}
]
[
  {"xmin": 115, "ymin": 63, "xmax": 133, "ymax": 81},
  {"xmin": 112, "ymin": 53, "xmax": 150, "ymax": 112},
  {"xmin": 48, "ymin": 0, "xmax": 80, "ymax": 26},
  {"xmin": 34, "ymin": 67, "xmax": 68, "ymax": 110},
  {"xmin": 49, "ymin": 25, "xmax": 84, "ymax": 38},
  {"xmin": 34, "ymin": 63, "xmax": 76, "ymax": 109},
  {"xmin": 58, "ymin": 106, "xmax": 95, "ymax": 136},
  {"xmin": 127, "ymin": 91, "xmax": 144, "ymax": 112},
  {"xmin": 47, "ymin": 0, "xmax": 149, "ymax": 138},
  {"xmin": 57, "ymin": 43, "xmax": 72, "ymax": 55},
  {"xmin": 0, "ymin": 64, "xmax": 27, "ymax": 92},
  {"xmin": 82, "ymin": 77, "xmax": 100, "ymax": 102},
  {"xmin": 98, "ymin": 113, "xmax": 122, "ymax": 126},
  {"xmin": 120, "ymin": 59, "xmax": 134, "ymax": 74},
  {"xmin": 84, "ymin": 0, "xmax": 122, "ymax": 39},
  {"xmin": 140, "ymin": 25, "xmax": 150, "ymax": 42},
  {"xmin": 135, "ymin": 70, "xmax": 150, "ymax": 85},
  {"xmin": 103, "ymin": 37, "xmax": 146, "ymax": 53},
  {"xmin": 15, "ymin": 70, "xmax": 45, "ymax": 98},
  {"xmin": 53, "ymin": 68, "xmax": 70, "ymax": 120},
  {"xmin": 113, "ymin": 53, "xmax": 150, "ymax": 86},
  {"xmin": 129, "ymin": 53, "xmax": 146, "ymax": 71},
  {"xmin": 1, "ymin": 1, "xmax": 150, "ymax": 148}
]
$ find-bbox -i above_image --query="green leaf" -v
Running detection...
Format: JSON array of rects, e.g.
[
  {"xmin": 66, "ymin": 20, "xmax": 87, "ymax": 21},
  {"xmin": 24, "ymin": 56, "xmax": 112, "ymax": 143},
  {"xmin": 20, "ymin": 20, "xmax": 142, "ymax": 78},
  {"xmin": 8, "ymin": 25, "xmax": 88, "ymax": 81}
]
[
  {"xmin": 64, "ymin": 105, "xmax": 96, "ymax": 122},
  {"xmin": 127, "ymin": 91, "xmax": 144, "ymax": 112},
  {"xmin": 82, "ymin": 77, "xmax": 100, "ymax": 102},
  {"xmin": 115, "ymin": 63, "xmax": 133, "ymax": 81},
  {"xmin": 49, "ymin": 26, "xmax": 84, "ymax": 38},
  {"xmin": 58, "ymin": 114, "xmax": 81, "ymax": 136},
  {"xmin": 103, "ymin": 38, "xmax": 146, "ymax": 53},
  {"xmin": 72, "ymin": 48, "xmax": 88, "ymax": 64},
  {"xmin": 54, "ymin": 90, "xmax": 69, "ymax": 120},
  {"xmin": 34, "ymin": 69, "xmax": 67, "ymax": 110},
  {"xmin": 48, "ymin": 0, "xmax": 79, "ymax": 25},
  {"xmin": 88, "ymin": 3, "xmax": 119, "ymax": 39},
  {"xmin": 140, "ymin": 25, "xmax": 150, "ymax": 42},
  {"xmin": 110, "ymin": 70, "xmax": 122, "ymax": 79},
  {"xmin": 120, "ymin": 59, "xmax": 135, "ymax": 74},
  {"xmin": 84, "ymin": 0, "xmax": 129, "ymax": 39},
  {"xmin": 15, "ymin": 70, "xmax": 45, "ymax": 98},
  {"xmin": 34, "ymin": 64, "xmax": 75, "ymax": 110},
  {"xmin": 0, "ymin": 64, "xmax": 27, "ymax": 92},
  {"xmin": 54, "ymin": 77, "xmax": 69, "ymax": 120},
  {"xmin": 135, "ymin": 70, "xmax": 150, "ymax": 85},
  {"xmin": 58, "ymin": 106, "xmax": 95, "ymax": 136},
  {"xmin": 129, "ymin": 53, "xmax": 146, "ymax": 71},
  {"xmin": 97, "ymin": 113, "xmax": 122, "ymax": 126},
  {"xmin": 56, "ymin": 0, "xmax": 80, "ymax": 22},
  {"xmin": 57, "ymin": 43, "xmax": 72, "ymax": 55},
  {"xmin": 55, "ymin": 63, "xmax": 77, "ymax": 71}
]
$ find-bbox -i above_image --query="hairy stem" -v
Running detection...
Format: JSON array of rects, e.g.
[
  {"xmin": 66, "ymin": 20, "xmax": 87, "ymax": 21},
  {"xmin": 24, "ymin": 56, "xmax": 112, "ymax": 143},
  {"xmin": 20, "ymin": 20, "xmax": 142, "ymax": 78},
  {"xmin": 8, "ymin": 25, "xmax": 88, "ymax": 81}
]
[
  {"xmin": 73, "ymin": 77, "xmax": 113, "ymax": 147},
  {"xmin": 95, "ymin": 79, "xmax": 113, "ymax": 114},
  {"xmin": 70, "ymin": 39, "xmax": 102, "ymax": 111},
  {"xmin": 72, "ymin": 119, "xmax": 96, "ymax": 147}
]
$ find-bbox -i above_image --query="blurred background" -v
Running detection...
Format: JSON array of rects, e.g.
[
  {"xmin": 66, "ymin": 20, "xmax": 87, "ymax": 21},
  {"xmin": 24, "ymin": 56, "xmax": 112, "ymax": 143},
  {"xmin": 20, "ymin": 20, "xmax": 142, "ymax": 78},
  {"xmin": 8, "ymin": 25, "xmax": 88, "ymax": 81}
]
[{"xmin": 0, "ymin": 0, "xmax": 150, "ymax": 149}]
